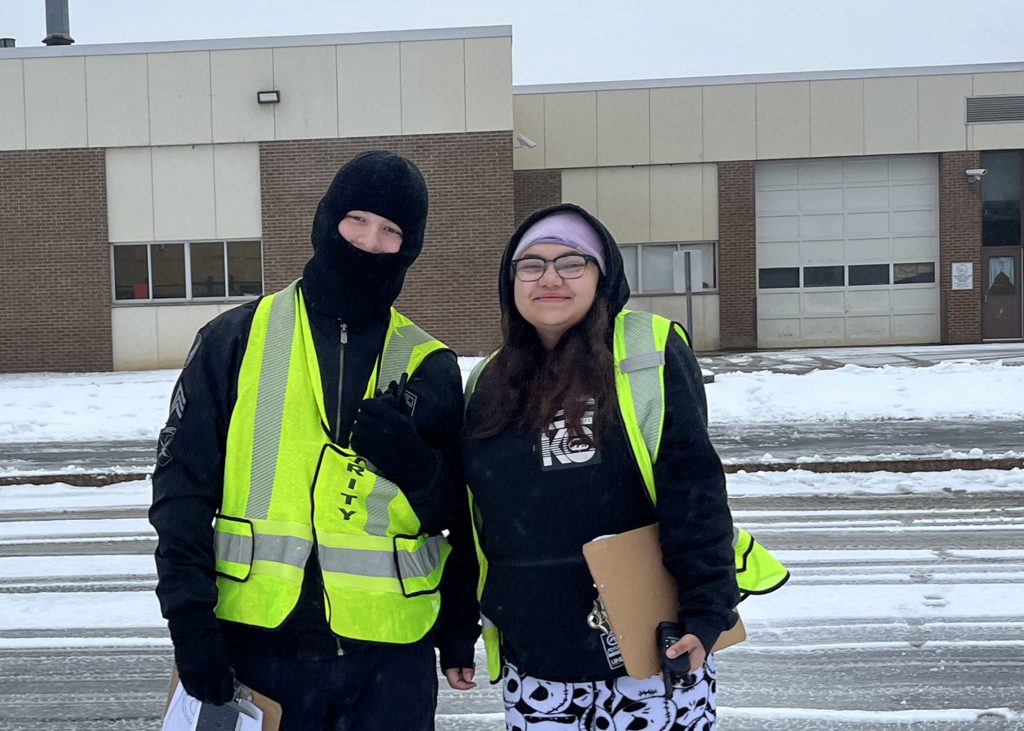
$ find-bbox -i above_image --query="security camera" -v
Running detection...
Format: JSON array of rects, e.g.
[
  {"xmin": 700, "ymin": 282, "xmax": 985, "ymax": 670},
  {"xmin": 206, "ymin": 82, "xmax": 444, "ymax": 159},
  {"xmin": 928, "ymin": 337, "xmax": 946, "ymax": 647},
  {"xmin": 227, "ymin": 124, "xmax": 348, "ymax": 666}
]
[
  {"xmin": 965, "ymin": 168, "xmax": 987, "ymax": 182},
  {"xmin": 515, "ymin": 133, "xmax": 537, "ymax": 149}
]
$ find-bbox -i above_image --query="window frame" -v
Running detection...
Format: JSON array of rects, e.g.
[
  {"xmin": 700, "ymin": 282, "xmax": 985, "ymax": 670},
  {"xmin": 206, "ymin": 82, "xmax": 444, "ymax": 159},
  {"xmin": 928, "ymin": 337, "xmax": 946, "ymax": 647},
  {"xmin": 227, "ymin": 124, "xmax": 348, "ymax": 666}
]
[
  {"xmin": 619, "ymin": 241, "xmax": 718, "ymax": 295},
  {"xmin": 110, "ymin": 239, "xmax": 265, "ymax": 304}
]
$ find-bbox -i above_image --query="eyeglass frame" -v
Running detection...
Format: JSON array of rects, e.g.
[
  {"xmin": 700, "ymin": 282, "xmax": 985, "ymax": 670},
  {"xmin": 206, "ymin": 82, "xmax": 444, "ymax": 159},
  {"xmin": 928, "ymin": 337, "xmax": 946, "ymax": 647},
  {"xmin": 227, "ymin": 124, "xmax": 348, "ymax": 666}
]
[{"xmin": 510, "ymin": 252, "xmax": 600, "ymax": 282}]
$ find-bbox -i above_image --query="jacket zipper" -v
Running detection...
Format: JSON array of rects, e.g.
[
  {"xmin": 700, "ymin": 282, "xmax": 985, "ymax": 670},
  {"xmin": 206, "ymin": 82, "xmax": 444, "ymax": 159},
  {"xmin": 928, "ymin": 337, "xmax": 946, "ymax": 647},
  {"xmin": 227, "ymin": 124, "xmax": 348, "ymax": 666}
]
[{"xmin": 335, "ymin": 321, "xmax": 348, "ymax": 446}]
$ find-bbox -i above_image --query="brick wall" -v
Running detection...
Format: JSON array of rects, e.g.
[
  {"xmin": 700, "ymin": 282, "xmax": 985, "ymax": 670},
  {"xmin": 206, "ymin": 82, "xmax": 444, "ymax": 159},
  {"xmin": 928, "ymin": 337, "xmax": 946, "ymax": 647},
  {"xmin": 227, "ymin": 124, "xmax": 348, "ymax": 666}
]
[
  {"xmin": 259, "ymin": 132, "xmax": 514, "ymax": 355},
  {"xmin": 938, "ymin": 151, "xmax": 982, "ymax": 343},
  {"xmin": 514, "ymin": 169, "xmax": 562, "ymax": 225},
  {"xmin": 0, "ymin": 148, "xmax": 111, "ymax": 372},
  {"xmin": 717, "ymin": 161, "xmax": 757, "ymax": 350}
]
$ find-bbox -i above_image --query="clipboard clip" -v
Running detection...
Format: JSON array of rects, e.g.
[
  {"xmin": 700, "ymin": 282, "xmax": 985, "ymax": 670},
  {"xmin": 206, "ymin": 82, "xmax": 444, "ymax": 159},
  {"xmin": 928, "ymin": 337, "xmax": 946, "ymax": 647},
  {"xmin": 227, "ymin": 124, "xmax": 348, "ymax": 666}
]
[
  {"xmin": 227, "ymin": 683, "xmax": 258, "ymax": 720},
  {"xmin": 587, "ymin": 596, "xmax": 611, "ymax": 635}
]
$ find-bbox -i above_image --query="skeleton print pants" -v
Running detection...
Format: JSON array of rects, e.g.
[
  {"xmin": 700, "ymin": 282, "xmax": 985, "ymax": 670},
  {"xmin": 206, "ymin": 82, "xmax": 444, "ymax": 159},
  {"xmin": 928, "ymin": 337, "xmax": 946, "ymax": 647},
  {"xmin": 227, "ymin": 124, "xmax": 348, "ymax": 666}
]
[{"xmin": 502, "ymin": 656, "xmax": 717, "ymax": 731}]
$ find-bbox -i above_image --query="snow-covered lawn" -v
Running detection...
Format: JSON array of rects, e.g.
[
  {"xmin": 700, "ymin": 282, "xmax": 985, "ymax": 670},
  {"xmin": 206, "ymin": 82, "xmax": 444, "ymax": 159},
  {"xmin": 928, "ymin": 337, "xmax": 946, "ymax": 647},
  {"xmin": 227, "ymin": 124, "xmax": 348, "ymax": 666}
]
[{"xmin": 1, "ymin": 359, "xmax": 1022, "ymax": 444}]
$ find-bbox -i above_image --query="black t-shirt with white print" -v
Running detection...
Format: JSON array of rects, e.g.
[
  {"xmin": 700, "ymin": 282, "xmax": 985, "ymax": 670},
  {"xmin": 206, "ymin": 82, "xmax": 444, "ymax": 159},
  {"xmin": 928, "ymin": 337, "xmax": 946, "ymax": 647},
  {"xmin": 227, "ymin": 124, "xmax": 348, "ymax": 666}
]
[{"xmin": 462, "ymin": 400, "xmax": 654, "ymax": 682}]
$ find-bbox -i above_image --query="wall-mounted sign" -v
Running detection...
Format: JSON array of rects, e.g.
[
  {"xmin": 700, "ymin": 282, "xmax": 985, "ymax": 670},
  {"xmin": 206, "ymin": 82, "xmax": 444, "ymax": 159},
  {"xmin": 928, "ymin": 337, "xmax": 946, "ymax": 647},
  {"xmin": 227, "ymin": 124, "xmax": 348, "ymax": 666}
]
[{"xmin": 951, "ymin": 262, "xmax": 973, "ymax": 291}]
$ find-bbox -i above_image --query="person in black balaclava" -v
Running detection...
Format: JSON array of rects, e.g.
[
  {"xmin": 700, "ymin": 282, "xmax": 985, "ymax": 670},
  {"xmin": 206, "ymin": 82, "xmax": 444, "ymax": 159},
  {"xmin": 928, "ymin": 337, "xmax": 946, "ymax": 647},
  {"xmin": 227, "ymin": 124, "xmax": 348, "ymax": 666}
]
[{"xmin": 149, "ymin": 150, "xmax": 466, "ymax": 731}]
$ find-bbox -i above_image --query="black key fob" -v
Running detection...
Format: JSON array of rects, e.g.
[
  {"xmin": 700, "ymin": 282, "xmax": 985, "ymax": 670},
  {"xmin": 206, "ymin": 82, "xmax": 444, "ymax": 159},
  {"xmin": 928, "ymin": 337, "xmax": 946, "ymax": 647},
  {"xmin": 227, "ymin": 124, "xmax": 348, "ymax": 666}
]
[{"xmin": 657, "ymin": 621, "xmax": 695, "ymax": 696}]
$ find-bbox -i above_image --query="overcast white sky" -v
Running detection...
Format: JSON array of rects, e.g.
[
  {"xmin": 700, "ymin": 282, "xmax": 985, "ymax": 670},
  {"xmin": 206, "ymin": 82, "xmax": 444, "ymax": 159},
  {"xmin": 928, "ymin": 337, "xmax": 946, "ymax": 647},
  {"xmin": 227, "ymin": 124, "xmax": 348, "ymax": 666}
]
[{"xmin": 3, "ymin": 1, "xmax": 1024, "ymax": 85}]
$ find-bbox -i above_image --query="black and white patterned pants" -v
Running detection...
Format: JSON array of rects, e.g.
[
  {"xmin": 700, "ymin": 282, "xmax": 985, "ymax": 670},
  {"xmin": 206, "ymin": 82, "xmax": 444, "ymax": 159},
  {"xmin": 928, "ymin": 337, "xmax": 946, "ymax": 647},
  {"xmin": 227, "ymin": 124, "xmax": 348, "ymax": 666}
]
[{"xmin": 502, "ymin": 656, "xmax": 717, "ymax": 730}]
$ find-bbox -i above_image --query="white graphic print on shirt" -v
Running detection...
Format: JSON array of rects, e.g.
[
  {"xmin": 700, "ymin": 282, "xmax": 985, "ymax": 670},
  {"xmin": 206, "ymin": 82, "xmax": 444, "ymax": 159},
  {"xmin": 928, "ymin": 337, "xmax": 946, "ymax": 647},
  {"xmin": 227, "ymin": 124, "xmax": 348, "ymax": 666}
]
[{"xmin": 539, "ymin": 404, "xmax": 602, "ymax": 471}]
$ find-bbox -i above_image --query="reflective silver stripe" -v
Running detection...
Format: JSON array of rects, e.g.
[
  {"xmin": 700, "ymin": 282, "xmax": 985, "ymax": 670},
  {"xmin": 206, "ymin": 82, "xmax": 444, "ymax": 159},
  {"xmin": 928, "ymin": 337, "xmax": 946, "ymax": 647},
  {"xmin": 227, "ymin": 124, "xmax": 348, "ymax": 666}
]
[
  {"xmin": 247, "ymin": 280, "xmax": 299, "ymax": 519},
  {"xmin": 215, "ymin": 531, "xmax": 253, "ymax": 565},
  {"xmin": 620, "ymin": 351, "xmax": 665, "ymax": 373},
  {"xmin": 318, "ymin": 539, "xmax": 444, "ymax": 579},
  {"xmin": 622, "ymin": 311, "xmax": 663, "ymax": 460},
  {"xmin": 396, "ymin": 535, "xmax": 444, "ymax": 579},
  {"xmin": 364, "ymin": 473, "xmax": 400, "ymax": 537},
  {"xmin": 377, "ymin": 322, "xmax": 434, "ymax": 392},
  {"xmin": 253, "ymin": 534, "xmax": 312, "ymax": 567}
]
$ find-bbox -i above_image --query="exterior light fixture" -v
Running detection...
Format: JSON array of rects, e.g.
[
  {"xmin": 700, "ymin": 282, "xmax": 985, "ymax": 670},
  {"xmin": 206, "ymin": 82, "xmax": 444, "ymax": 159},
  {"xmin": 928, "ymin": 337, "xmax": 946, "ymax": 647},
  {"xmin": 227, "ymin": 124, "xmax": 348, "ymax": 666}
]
[
  {"xmin": 515, "ymin": 133, "xmax": 537, "ymax": 149},
  {"xmin": 257, "ymin": 90, "xmax": 281, "ymax": 104}
]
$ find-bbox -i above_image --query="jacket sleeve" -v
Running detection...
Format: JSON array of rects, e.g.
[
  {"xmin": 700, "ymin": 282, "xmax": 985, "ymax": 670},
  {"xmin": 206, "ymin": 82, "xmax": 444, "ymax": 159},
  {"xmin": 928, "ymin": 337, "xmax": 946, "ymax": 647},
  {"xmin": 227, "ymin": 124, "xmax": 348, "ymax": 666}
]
[
  {"xmin": 148, "ymin": 303, "xmax": 255, "ymax": 636},
  {"xmin": 400, "ymin": 349, "xmax": 464, "ymax": 536},
  {"xmin": 654, "ymin": 325, "xmax": 738, "ymax": 655}
]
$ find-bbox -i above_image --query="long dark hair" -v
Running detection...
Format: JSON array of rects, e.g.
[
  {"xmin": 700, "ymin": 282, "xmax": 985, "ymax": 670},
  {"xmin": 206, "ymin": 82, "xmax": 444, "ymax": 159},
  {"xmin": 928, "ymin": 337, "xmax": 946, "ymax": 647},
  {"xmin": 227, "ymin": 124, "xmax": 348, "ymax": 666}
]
[{"xmin": 471, "ymin": 292, "xmax": 617, "ymax": 446}]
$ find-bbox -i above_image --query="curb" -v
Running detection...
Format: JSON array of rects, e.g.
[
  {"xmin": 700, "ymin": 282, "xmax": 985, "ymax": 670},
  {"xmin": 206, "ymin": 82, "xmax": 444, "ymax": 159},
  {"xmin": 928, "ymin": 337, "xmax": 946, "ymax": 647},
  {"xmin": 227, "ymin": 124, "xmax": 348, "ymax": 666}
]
[{"xmin": 2, "ymin": 457, "xmax": 1022, "ymax": 487}]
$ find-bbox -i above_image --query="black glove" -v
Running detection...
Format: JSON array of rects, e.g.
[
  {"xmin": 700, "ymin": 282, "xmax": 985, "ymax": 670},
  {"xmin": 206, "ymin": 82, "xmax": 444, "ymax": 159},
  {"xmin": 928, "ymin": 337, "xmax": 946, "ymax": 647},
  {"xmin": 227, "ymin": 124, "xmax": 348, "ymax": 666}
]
[
  {"xmin": 350, "ymin": 381, "xmax": 440, "ymax": 496},
  {"xmin": 171, "ymin": 626, "xmax": 236, "ymax": 705}
]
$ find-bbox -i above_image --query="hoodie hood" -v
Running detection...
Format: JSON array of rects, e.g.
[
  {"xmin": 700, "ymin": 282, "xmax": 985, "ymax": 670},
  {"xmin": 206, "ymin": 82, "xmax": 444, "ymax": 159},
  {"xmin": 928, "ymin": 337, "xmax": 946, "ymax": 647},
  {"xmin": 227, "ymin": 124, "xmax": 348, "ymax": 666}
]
[
  {"xmin": 302, "ymin": 150, "xmax": 429, "ymax": 323},
  {"xmin": 498, "ymin": 203, "xmax": 630, "ymax": 326}
]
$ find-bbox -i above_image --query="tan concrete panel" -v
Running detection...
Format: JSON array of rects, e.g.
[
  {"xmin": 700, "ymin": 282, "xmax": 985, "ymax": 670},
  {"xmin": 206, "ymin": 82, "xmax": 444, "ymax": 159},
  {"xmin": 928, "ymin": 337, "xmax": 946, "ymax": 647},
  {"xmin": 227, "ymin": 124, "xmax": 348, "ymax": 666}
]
[
  {"xmin": 702, "ymin": 84, "xmax": 756, "ymax": 162},
  {"xmin": 596, "ymin": 166, "xmax": 649, "ymax": 243},
  {"xmin": 106, "ymin": 147, "xmax": 154, "ymax": 243},
  {"xmin": 702, "ymin": 164, "xmax": 719, "ymax": 240},
  {"xmin": 148, "ymin": 51, "xmax": 212, "ymax": 146},
  {"xmin": 650, "ymin": 86, "xmax": 701, "ymax": 164},
  {"xmin": 400, "ymin": 40, "xmax": 465, "ymax": 135},
  {"xmin": 544, "ymin": 92, "xmax": 597, "ymax": 168},
  {"xmin": 597, "ymin": 89, "xmax": 650, "ymax": 166},
  {"xmin": 273, "ymin": 45, "xmax": 339, "ymax": 140},
  {"xmin": 972, "ymin": 71, "xmax": 1024, "ymax": 94},
  {"xmin": 917, "ymin": 75, "xmax": 970, "ymax": 152},
  {"xmin": 211, "ymin": 49, "xmax": 275, "ymax": 143},
  {"xmin": 0, "ymin": 60, "xmax": 26, "ymax": 150},
  {"xmin": 156, "ymin": 304, "xmax": 222, "ymax": 368},
  {"xmin": 561, "ymin": 168, "xmax": 598, "ymax": 211},
  {"xmin": 970, "ymin": 75, "xmax": 1024, "ymax": 147},
  {"xmin": 756, "ymin": 82, "xmax": 810, "ymax": 159},
  {"xmin": 337, "ymin": 43, "xmax": 401, "ymax": 137},
  {"xmin": 24, "ymin": 56, "xmax": 87, "ymax": 149},
  {"xmin": 152, "ymin": 145, "xmax": 216, "ymax": 241},
  {"xmin": 465, "ymin": 37, "xmax": 512, "ymax": 132},
  {"xmin": 628, "ymin": 294, "xmax": 720, "ymax": 350},
  {"xmin": 809, "ymin": 79, "xmax": 864, "ymax": 157},
  {"xmin": 650, "ymin": 164, "xmax": 703, "ymax": 241},
  {"xmin": 111, "ymin": 306, "xmax": 159, "ymax": 370},
  {"xmin": 86, "ymin": 54, "xmax": 149, "ymax": 148},
  {"xmin": 864, "ymin": 77, "xmax": 918, "ymax": 154},
  {"xmin": 213, "ymin": 144, "xmax": 262, "ymax": 240},
  {"xmin": 513, "ymin": 94, "xmax": 545, "ymax": 169}
]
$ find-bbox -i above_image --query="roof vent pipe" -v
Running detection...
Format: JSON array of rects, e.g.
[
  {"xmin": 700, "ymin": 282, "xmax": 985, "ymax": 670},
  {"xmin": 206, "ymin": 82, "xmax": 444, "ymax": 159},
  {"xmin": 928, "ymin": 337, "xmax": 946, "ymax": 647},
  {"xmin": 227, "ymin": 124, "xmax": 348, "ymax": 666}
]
[
  {"xmin": 0, "ymin": 39, "xmax": 16, "ymax": 49},
  {"xmin": 43, "ymin": 0, "xmax": 74, "ymax": 46}
]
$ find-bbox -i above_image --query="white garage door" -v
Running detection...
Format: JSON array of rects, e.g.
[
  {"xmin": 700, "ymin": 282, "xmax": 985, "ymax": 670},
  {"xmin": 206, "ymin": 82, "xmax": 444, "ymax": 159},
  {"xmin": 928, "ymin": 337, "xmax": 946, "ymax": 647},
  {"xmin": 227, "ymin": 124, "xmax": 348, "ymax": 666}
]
[{"xmin": 756, "ymin": 155, "xmax": 940, "ymax": 347}]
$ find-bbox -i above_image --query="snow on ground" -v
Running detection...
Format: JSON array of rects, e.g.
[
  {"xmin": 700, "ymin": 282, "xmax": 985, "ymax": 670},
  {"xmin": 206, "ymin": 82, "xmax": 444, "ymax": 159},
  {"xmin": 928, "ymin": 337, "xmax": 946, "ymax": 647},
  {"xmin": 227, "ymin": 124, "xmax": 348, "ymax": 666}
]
[{"xmin": 1, "ymin": 358, "xmax": 1022, "ymax": 444}]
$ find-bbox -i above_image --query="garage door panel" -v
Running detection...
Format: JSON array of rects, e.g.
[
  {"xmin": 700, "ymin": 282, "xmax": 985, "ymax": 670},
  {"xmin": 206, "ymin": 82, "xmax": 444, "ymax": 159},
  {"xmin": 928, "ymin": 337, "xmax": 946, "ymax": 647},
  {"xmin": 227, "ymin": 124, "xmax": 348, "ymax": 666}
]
[
  {"xmin": 847, "ymin": 212, "xmax": 890, "ymax": 236},
  {"xmin": 802, "ymin": 291, "xmax": 845, "ymax": 314},
  {"xmin": 847, "ymin": 289, "xmax": 891, "ymax": 313},
  {"xmin": 845, "ymin": 186, "xmax": 889, "ymax": 209},
  {"xmin": 800, "ymin": 213, "xmax": 844, "ymax": 238},
  {"xmin": 799, "ymin": 188, "xmax": 844, "ymax": 211},
  {"xmin": 759, "ymin": 215, "xmax": 800, "ymax": 241},
  {"xmin": 758, "ymin": 241, "xmax": 800, "ymax": 267},
  {"xmin": 845, "ymin": 238, "xmax": 892, "ymax": 262},
  {"xmin": 757, "ymin": 154, "xmax": 939, "ymax": 347}
]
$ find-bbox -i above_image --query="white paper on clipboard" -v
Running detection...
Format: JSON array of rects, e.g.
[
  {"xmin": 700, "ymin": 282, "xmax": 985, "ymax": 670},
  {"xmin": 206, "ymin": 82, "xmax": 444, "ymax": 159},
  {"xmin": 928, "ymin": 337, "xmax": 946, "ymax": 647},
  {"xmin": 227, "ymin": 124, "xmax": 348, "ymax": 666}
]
[{"xmin": 163, "ymin": 681, "xmax": 263, "ymax": 731}]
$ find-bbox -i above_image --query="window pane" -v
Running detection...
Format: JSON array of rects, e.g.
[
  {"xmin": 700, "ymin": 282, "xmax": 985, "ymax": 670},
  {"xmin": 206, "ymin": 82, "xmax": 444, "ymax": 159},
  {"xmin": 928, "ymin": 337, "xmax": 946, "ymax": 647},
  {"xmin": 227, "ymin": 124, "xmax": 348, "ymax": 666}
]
[
  {"xmin": 894, "ymin": 262, "xmax": 935, "ymax": 284},
  {"xmin": 981, "ymin": 151, "xmax": 1021, "ymax": 246},
  {"xmin": 151, "ymin": 243, "xmax": 186, "ymax": 299},
  {"xmin": 679, "ymin": 242, "xmax": 716, "ymax": 289},
  {"xmin": 759, "ymin": 267, "xmax": 799, "ymax": 289},
  {"xmin": 804, "ymin": 265, "xmax": 844, "ymax": 287},
  {"xmin": 228, "ymin": 241, "xmax": 263, "ymax": 296},
  {"xmin": 641, "ymin": 245, "xmax": 675, "ymax": 292},
  {"xmin": 620, "ymin": 246, "xmax": 638, "ymax": 293},
  {"xmin": 112, "ymin": 245, "xmax": 149, "ymax": 300},
  {"xmin": 190, "ymin": 242, "xmax": 226, "ymax": 298},
  {"xmin": 848, "ymin": 264, "xmax": 890, "ymax": 286}
]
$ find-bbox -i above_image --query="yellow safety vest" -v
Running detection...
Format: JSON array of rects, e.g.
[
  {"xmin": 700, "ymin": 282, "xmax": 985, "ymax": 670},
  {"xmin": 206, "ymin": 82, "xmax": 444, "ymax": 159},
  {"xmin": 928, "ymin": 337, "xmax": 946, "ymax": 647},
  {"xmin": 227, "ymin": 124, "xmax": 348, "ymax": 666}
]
[
  {"xmin": 213, "ymin": 280, "xmax": 452, "ymax": 644},
  {"xmin": 465, "ymin": 309, "xmax": 790, "ymax": 681}
]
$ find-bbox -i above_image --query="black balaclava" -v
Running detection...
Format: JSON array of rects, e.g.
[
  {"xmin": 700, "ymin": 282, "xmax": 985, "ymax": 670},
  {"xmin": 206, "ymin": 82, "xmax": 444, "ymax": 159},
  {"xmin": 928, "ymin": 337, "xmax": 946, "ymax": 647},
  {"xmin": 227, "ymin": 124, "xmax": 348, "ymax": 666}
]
[{"xmin": 302, "ymin": 150, "xmax": 429, "ymax": 323}]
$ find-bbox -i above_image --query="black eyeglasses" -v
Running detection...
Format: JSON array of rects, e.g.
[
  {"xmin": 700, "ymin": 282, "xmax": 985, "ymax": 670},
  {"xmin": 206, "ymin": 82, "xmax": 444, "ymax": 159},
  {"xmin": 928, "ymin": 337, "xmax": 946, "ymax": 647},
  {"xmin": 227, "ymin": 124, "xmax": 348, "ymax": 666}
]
[{"xmin": 511, "ymin": 253, "xmax": 597, "ymax": 282}]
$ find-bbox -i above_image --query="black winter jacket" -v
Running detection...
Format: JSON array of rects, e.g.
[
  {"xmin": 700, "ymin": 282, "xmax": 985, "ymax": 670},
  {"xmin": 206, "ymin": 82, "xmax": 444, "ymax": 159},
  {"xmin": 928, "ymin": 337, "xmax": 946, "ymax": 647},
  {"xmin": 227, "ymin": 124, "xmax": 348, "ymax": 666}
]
[{"xmin": 149, "ymin": 284, "xmax": 463, "ymax": 657}]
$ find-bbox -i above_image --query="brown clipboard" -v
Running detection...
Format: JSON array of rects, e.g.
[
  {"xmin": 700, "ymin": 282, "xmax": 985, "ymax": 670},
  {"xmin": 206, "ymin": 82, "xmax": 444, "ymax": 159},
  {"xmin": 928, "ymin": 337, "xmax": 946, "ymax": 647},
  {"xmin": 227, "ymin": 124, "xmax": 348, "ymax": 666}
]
[
  {"xmin": 166, "ymin": 665, "xmax": 283, "ymax": 731},
  {"xmin": 582, "ymin": 522, "xmax": 746, "ymax": 680}
]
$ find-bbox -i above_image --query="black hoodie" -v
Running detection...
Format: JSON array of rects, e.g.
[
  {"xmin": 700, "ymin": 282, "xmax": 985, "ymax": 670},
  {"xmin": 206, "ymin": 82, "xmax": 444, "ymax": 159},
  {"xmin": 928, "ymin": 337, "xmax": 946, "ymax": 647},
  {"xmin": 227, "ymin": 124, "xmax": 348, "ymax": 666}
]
[
  {"xmin": 150, "ymin": 151, "xmax": 463, "ymax": 658},
  {"xmin": 440, "ymin": 203, "xmax": 737, "ymax": 681}
]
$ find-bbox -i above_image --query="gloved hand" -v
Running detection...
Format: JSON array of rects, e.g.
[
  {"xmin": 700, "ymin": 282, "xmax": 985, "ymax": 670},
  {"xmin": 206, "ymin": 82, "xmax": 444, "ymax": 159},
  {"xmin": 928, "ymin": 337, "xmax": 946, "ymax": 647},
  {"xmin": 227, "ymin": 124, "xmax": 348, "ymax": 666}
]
[
  {"xmin": 350, "ymin": 380, "xmax": 440, "ymax": 496},
  {"xmin": 171, "ymin": 626, "xmax": 236, "ymax": 705}
]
